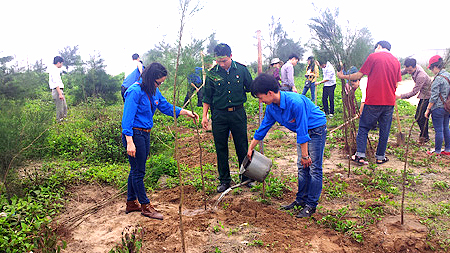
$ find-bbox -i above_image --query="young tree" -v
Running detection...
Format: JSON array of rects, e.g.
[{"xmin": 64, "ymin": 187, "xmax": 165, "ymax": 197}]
[
  {"xmin": 70, "ymin": 52, "xmax": 120, "ymax": 104},
  {"xmin": 58, "ymin": 45, "xmax": 83, "ymax": 72},
  {"xmin": 265, "ymin": 16, "xmax": 305, "ymax": 73},
  {"xmin": 309, "ymin": 7, "xmax": 373, "ymax": 155}
]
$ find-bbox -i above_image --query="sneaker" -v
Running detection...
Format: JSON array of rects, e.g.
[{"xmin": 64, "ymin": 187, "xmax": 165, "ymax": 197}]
[
  {"xmin": 441, "ymin": 151, "xmax": 450, "ymax": 156},
  {"xmin": 328, "ymin": 114, "xmax": 334, "ymax": 118},
  {"xmin": 217, "ymin": 183, "xmax": 231, "ymax": 193},
  {"xmin": 426, "ymin": 150, "xmax": 440, "ymax": 156},
  {"xmin": 296, "ymin": 205, "xmax": 316, "ymax": 218},
  {"xmin": 280, "ymin": 201, "xmax": 304, "ymax": 210}
]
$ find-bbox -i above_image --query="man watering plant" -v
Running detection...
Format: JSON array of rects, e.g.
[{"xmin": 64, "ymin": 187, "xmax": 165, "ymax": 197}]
[
  {"xmin": 201, "ymin": 43, "xmax": 254, "ymax": 193},
  {"xmin": 247, "ymin": 73, "xmax": 327, "ymax": 218}
]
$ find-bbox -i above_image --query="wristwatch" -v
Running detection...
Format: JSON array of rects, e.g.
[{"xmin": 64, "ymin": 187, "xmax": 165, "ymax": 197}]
[{"xmin": 302, "ymin": 155, "xmax": 310, "ymax": 160}]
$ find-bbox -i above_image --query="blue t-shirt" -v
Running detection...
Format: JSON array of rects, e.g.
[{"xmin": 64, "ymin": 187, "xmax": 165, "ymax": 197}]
[
  {"xmin": 254, "ymin": 92, "xmax": 327, "ymax": 144},
  {"xmin": 122, "ymin": 67, "xmax": 142, "ymax": 89},
  {"xmin": 187, "ymin": 67, "xmax": 203, "ymax": 86},
  {"xmin": 121, "ymin": 82, "xmax": 181, "ymax": 136}
]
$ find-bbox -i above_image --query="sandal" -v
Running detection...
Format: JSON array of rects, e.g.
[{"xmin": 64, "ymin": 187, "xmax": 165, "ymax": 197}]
[
  {"xmin": 351, "ymin": 155, "xmax": 368, "ymax": 166},
  {"xmin": 376, "ymin": 157, "xmax": 389, "ymax": 164}
]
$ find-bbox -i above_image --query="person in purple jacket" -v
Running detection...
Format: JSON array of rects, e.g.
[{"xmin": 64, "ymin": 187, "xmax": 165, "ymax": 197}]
[
  {"xmin": 122, "ymin": 62, "xmax": 198, "ymax": 220},
  {"xmin": 247, "ymin": 73, "xmax": 327, "ymax": 218}
]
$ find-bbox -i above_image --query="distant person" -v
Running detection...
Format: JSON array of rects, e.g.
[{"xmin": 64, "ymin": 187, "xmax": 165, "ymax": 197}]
[
  {"xmin": 122, "ymin": 62, "xmax": 198, "ymax": 219},
  {"xmin": 121, "ymin": 53, "xmax": 144, "ymax": 101},
  {"xmin": 266, "ymin": 58, "xmax": 282, "ymax": 84},
  {"xmin": 48, "ymin": 56, "xmax": 68, "ymax": 122},
  {"xmin": 396, "ymin": 58, "xmax": 432, "ymax": 144},
  {"xmin": 302, "ymin": 56, "xmax": 320, "ymax": 101},
  {"xmin": 184, "ymin": 67, "xmax": 204, "ymax": 107},
  {"xmin": 201, "ymin": 43, "xmax": 253, "ymax": 193},
  {"xmin": 317, "ymin": 59, "xmax": 337, "ymax": 117},
  {"xmin": 280, "ymin": 54, "xmax": 299, "ymax": 92},
  {"xmin": 248, "ymin": 73, "xmax": 327, "ymax": 218},
  {"xmin": 424, "ymin": 55, "xmax": 450, "ymax": 156},
  {"xmin": 338, "ymin": 40, "xmax": 402, "ymax": 165}
]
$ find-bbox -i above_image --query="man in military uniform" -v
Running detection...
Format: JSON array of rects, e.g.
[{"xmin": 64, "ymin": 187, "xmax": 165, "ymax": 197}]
[{"xmin": 201, "ymin": 43, "xmax": 253, "ymax": 193}]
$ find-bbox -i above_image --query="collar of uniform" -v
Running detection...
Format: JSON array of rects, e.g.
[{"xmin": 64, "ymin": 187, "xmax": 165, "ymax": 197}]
[
  {"xmin": 214, "ymin": 60, "xmax": 237, "ymax": 72},
  {"xmin": 278, "ymin": 91, "xmax": 287, "ymax": 110}
]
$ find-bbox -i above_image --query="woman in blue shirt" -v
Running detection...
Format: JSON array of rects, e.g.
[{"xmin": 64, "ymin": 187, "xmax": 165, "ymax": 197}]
[
  {"xmin": 122, "ymin": 62, "xmax": 198, "ymax": 220},
  {"xmin": 424, "ymin": 55, "xmax": 450, "ymax": 156}
]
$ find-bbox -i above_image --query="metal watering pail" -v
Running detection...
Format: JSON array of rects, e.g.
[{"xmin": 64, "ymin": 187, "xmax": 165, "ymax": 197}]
[{"xmin": 239, "ymin": 150, "xmax": 272, "ymax": 182}]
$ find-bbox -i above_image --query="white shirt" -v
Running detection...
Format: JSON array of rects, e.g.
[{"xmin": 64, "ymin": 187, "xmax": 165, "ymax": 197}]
[
  {"xmin": 48, "ymin": 64, "xmax": 64, "ymax": 89},
  {"xmin": 360, "ymin": 77, "xmax": 368, "ymax": 103},
  {"xmin": 322, "ymin": 61, "xmax": 336, "ymax": 87}
]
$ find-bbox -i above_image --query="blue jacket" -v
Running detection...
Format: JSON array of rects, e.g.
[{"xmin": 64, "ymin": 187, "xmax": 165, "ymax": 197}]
[
  {"xmin": 122, "ymin": 67, "xmax": 143, "ymax": 89},
  {"xmin": 122, "ymin": 82, "xmax": 181, "ymax": 136},
  {"xmin": 254, "ymin": 92, "xmax": 326, "ymax": 144}
]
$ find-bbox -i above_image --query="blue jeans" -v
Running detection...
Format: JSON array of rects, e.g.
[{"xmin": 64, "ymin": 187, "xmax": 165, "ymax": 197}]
[
  {"xmin": 302, "ymin": 81, "xmax": 316, "ymax": 102},
  {"xmin": 356, "ymin": 105, "xmax": 393, "ymax": 160},
  {"xmin": 431, "ymin": 107, "xmax": 450, "ymax": 153},
  {"xmin": 122, "ymin": 129, "xmax": 150, "ymax": 204},
  {"xmin": 296, "ymin": 124, "xmax": 327, "ymax": 208}
]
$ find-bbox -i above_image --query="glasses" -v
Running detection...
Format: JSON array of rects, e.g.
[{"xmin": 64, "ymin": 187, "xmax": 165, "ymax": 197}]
[
  {"xmin": 155, "ymin": 80, "xmax": 164, "ymax": 86},
  {"xmin": 350, "ymin": 79, "xmax": 360, "ymax": 83}
]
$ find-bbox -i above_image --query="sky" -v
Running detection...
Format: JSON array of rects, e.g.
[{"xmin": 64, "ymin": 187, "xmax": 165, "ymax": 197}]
[{"xmin": 1, "ymin": 0, "xmax": 449, "ymax": 75}]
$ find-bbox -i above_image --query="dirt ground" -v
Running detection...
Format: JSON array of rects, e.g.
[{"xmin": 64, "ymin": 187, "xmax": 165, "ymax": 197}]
[{"xmin": 55, "ymin": 88, "xmax": 450, "ymax": 252}]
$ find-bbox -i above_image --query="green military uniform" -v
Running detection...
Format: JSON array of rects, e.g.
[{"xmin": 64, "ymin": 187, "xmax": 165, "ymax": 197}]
[{"xmin": 203, "ymin": 61, "xmax": 252, "ymax": 184}]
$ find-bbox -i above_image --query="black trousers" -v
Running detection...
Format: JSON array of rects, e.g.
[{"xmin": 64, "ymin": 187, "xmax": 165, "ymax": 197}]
[
  {"xmin": 322, "ymin": 85, "xmax": 336, "ymax": 115},
  {"xmin": 211, "ymin": 107, "xmax": 249, "ymax": 184},
  {"xmin": 415, "ymin": 99, "xmax": 429, "ymax": 139}
]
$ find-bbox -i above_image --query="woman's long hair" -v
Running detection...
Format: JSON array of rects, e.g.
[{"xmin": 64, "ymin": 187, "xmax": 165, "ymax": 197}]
[
  {"xmin": 307, "ymin": 56, "xmax": 315, "ymax": 71},
  {"xmin": 140, "ymin": 62, "xmax": 167, "ymax": 96}
]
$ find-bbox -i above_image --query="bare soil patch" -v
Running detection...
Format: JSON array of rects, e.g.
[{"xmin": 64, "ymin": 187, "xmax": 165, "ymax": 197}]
[{"xmin": 56, "ymin": 118, "xmax": 448, "ymax": 252}]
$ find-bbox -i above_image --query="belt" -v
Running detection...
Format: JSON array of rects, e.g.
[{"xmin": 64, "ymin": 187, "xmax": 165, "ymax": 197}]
[
  {"xmin": 132, "ymin": 127, "xmax": 151, "ymax": 133},
  {"xmin": 217, "ymin": 104, "xmax": 244, "ymax": 112}
]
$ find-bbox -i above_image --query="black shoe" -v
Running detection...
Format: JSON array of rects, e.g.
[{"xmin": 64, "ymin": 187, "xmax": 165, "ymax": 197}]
[
  {"xmin": 280, "ymin": 201, "xmax": 304, "ymax": 210},
  {"xmin": 296, "ymin": 206, "xmax": 316, "ymax": 218},
  {"xmin": 217, "ymin": 183, "xmax": 231, "ymax": 193}
]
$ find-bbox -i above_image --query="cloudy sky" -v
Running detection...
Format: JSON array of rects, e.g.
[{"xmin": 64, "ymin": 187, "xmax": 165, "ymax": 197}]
[{"xmin": 1, "ymin": 0, "xmax": 448, "ymax": 75}]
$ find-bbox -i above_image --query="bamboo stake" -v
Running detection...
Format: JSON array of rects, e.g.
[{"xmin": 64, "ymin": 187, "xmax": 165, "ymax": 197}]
[
  {"xmin": 171, "ymin": 1, "xmax": 192, "ymax": 252},
  {"xmin": 191, "ymin": 52, "xmax": 207, "ymax": 210},
  {"xmin": 401, "ymin": 101, "xmax": 425, "ymax": 224},
  {"xmin": 256, "ymin": 30, "xmax": 266, "ymax": 200}
]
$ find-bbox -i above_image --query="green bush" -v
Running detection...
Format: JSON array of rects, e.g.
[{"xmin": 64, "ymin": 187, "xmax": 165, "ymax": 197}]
[{"xmin": 145, "ymin": 154, "xmax": 179, "ymax": 186}]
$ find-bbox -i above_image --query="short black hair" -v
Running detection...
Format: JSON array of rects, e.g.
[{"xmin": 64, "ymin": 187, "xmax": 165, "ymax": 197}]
[
  {"xmin": 251, "ymin": 73, "xmax": 279, "ymax": 97},
  {"xmin": 288, "ymin": 53, "xmax": 299, "ymax": 60},
  {"xmin": 214, "ymin": 43, "xmax": 232, "ymax": 57},
  {"xmin": 318, "ymin": 59, "xmax": 327, "ymax": 66},
  {"xmin": 132, "ymin": 53, "xmax": 139, "ymax": 60},
  {"xmin": 53, "ymin": 56, "xmax": 64, "ymax": 64},
  {"xmin": 404, "ymin": 58, "xmax": 416, "ymax": 68},
  {"xmin": 375, "ymin": 40, "xmax": 391, "ymax": 51}
]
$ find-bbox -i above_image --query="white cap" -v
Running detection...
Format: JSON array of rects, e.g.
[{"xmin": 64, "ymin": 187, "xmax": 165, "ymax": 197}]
[{"xmin": 270, "ymin": 58, "xmax": 281, "ymax": 65}]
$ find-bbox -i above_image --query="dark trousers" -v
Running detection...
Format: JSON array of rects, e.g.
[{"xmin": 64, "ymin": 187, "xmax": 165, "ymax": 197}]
[
  {"xmin": 184, "ymin": 87, "xmax": 203, "ymax": 107},
  {"xmin": 122, "ymin": 129, "xmax": 150, "ymax": 205},
  {"xmin": 416, "ymin": 99, "xmax": 429, "ymax": 140},
  {"xmin": 322, "ymin": 85, "xmax": 336, "ymax": 115},
  {"xmin": 211, "ymin": 107, "xmax": 249, "ymax": 184}
]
